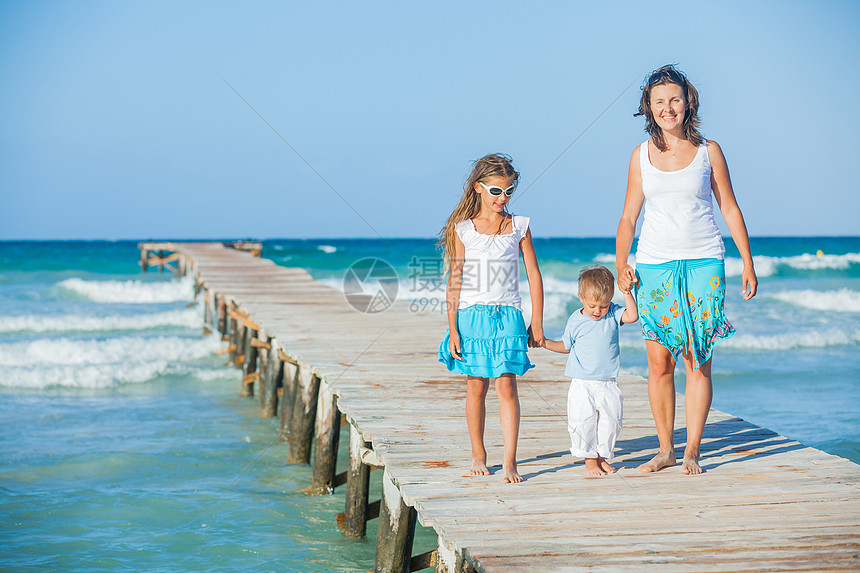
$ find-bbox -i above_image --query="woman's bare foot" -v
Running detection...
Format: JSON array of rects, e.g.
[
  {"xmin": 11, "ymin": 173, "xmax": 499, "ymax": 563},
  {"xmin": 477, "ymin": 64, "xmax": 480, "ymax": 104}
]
[
  {"xmin": 584, "ymin": 458, "xmax": 606, "ymax": 476},
  {"xmin": 597, "ymin": 457, "xmax": 616, "ymax": 474},
  {"xmin": 681, "ymin": 455, "xmax": 704, "ymax": 475},
  {"xmin": 638, "ymin": 450, "xmax": 677, "ymax": 473},
  {"xmin": 502, "ymin": 463, "xmax": 523, "ymax": 483},
  {"xmin": 470, "ymin": 457, "xmax": 490, "ymax": 476}
]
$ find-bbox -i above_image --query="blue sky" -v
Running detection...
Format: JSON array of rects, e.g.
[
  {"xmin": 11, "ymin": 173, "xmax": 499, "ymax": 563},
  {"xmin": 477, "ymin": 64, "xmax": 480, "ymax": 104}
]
[{"xmin": 1, "ymin": 0, "xmax": 858, "ymax": 239}]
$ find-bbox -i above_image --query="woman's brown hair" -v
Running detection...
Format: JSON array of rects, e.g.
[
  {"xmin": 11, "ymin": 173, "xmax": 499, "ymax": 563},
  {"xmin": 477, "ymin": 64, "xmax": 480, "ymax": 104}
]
[
  {"xmin": 635, "ymin": 64, "xmax": 703, "ymax": 151},
  {"xmin": 436, "ymin": 153, "xmax": 519, "ymax": 266}
]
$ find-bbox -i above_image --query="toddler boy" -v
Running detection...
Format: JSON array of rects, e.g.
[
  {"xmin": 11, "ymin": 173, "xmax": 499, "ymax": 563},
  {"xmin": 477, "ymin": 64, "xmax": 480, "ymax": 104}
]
[{"xmin": 543, "ymin": 265, "xmax": 638, "ymax": 475}]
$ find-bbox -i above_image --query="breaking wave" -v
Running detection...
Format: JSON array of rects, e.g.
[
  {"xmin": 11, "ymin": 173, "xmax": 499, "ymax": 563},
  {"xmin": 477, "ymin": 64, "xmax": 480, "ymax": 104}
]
[
  {"xmin": 57, "ymin": 276, "xmax": 195, "ymax": 303},
  {"xmin": 0, "ymin": 308, "xmax": 203, "ymax": 334},
  {"xmin": 0, "ymin": 334, "xmax": 222, "ymax": 388}
]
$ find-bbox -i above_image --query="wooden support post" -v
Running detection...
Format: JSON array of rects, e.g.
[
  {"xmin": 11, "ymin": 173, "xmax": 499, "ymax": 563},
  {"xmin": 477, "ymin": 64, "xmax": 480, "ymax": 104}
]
[
  {"xmin": 375, "ymin": 467, "xmax": 417, "ymax": 573},
  {"xmin": 287, "ymin": 366, "xmax": 321, "ymax": 464},
  {"xmin": 254, "ymin": 329, "xmax": 267, "ymax": 400},
  {"xmin": 411, "ymin": 550, "xmax": 437, "ymax": 572},
  {"xmin": 279, "ymin": 358, "xmax": 299, "ymax": 442},
  {"xmin": 235, "ymin": 321, "xmax": 247, "ymax": 371},
  {"xmin": 205, "ymin": 290, "xmax": 215, "ymax": 328},
  {"xmin": 203, "ymin": 290, "xmax": 213, "ymax": 329},
  {"xmin": 343, "ymin": 424, "xmax": 372, "ymax": 538},
  {"xmin": 253, "ymin": 331, "xmax": 265, "ymax": 380},
  {"xmin": 240, "ymin": 322, "xmax": 258, "ymax": 397},
  {"xmin": 211, "ymin": 294, "xmax": 219, "ymax": 329},
  {"xmin": 217, "ymin": 295, "xmax": 227, "ymax": 337},
  {"xmin": 367, "ymin": 499, "xmax": 381, "ymax": 520},
  {"xmin": 259, "ymin": 334, "xmax": 280, "ymax": 418},
  {"xmin": 434, "ymin": 537, "xmax": 474, "ymax": 573},
  {"xmin": 228, "ymin": 312, "xmax": 239, "ymax": 364},
  {"xmin": 140, "ymin": 248, "xmax": 149, "ymax": 272},
  {"xmin": 309, "ymin": 382, "xmax": 341, "ymax": 495}
]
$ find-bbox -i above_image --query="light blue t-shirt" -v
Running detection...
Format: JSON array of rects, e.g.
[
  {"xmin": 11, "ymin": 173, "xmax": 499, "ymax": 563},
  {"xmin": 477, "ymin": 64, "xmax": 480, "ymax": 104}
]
[{"xmin": 562, "ymin": 302, "xmax": 626, "ymax": 380}]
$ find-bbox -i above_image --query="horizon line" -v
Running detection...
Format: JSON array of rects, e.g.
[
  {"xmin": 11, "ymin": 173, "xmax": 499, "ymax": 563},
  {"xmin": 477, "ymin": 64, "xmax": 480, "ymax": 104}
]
[{"xmin": 2, "ymin": 235, "xmax": 860, "ymax": 243}]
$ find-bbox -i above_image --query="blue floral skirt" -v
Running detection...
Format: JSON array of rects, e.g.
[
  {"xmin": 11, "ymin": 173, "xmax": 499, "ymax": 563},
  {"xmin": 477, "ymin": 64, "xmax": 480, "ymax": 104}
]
[
  {"xmin": 438, "ymin": 304, "xmax": 534, "ymax": 378},
  {"xmin": 635, "ymin": 258, "xmax": 735, "ymax": 370}
]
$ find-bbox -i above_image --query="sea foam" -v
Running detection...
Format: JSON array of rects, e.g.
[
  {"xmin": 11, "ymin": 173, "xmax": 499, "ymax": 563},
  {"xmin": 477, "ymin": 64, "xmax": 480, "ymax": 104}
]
[
  {"xmin": 57, "ymin": 276, "xmax": 196, "ymax": 303},
  {"xmin": 768, "ymin": 289, "xmax": 860, "ymax": 312},
  {"xmin": 598, "ymin": 252, "xmax": 860, "ymax": 278},
  {"xmin": 0, "ymin": 334, "xmax": 223, "ymax": 388},
  {"xmin": 595, "ymin": 253, "xmax": 636, "ymax": 266},
  {"xmin": 0, "ymin": 308, "xmax": 203, "ymax": 334},
  {"xmin": 0, "ymin": 335, "xmax": 222, "ymax": 367},
  {"xmin": 618, "ymin": 327, "xmax": 860, "ymax": 352},
  {"xmin": 721, "ymin": 328, "xmax": 860, "ymax": 351},
  {"xmin": 725, "ymin": 253, "xmax": 860, "ymax": 277}
]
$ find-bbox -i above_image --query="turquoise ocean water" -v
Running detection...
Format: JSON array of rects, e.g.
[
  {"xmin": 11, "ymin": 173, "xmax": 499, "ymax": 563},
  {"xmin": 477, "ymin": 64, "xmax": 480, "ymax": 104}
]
[{"xmin": 2, "ymin": 237, "xmax": 859, "ymax": 571}]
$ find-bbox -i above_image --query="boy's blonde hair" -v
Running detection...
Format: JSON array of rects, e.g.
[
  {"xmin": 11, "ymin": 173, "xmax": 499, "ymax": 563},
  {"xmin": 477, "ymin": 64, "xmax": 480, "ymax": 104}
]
[{"xmin": 578, "ymin": 265, "xmax": 615, "ymax": 301}]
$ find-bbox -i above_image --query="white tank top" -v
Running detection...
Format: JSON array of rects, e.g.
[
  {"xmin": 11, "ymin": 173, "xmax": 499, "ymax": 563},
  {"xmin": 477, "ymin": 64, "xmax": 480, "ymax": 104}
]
[
  {"xmin": 455, "ymin": 215, "xmax": 529, "ymax": 310},
  {"xmin": 636, "ymin": 140, "xmax": 725, "ymax": 264}
]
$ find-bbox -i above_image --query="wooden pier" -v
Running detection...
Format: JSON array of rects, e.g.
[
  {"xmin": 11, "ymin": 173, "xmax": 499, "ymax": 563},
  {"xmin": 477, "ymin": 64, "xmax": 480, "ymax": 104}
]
[{"xmin": 141, "ymin": 241, "xmax": 860, "ymax": 572}]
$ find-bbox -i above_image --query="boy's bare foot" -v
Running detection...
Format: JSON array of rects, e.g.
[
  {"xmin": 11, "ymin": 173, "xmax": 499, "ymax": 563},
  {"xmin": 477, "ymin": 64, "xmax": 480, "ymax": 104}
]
[
  {"xmin": 584, "ymin": 458, "xmax": 606, "ymax": 476},
  {"xmin": 597, "ymin": 457, "xmax": 616, "ymax": 474},
  {"xmin": 681, "ymin": 455, "xmax": 704, "ymax": 475},
  {"xmin": 638, "ymin": 450, "xmax": 677, "ymax": 473},
  {"xmin": 502, "ymin": 464, "xmax": 523, "ymax": 483},
  {"xmin": 470, "ymin": 457, "xmax": 490, "ymax": 476}
]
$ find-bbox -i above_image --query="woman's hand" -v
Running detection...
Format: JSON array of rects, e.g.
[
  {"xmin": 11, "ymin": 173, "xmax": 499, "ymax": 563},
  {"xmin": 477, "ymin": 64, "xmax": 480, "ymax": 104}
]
[
  {"xmin": 449, "ymin": 330, "xmax": 463, "ymax": 360},
  {"xmin": 742, "ymin": 264, "xmax": 758, "ymax": 300},
  {"xmin": 616, "ymin": 264, "xmax": 638, "ymax": 293},
  {"xmin": 528, "ymin": 325, "xmax": 545, "ymax": 348}
]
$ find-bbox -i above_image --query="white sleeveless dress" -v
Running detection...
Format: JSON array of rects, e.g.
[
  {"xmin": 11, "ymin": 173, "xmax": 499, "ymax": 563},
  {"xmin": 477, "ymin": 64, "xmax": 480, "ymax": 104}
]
[{"xmin": 438, "ymin": 214, "xmax": 534, "ymax": 378}]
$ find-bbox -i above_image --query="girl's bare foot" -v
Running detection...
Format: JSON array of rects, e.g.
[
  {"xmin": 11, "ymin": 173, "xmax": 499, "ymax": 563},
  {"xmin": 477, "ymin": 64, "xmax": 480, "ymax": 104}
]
[
  {"xmin": 470, "ymin": 457, "xmax": 490, "ymax": 476},
  {"xmin": 597, "ymin": 457, "xmax": 616, "ymax": 474},
  {"xmin": 638, "ymin": 450, "xmax": 677, "ymax": 473},
  {"xmin": 584, "ymin": 458, "xmax": 606, "ymax": 476},
  {"xmin": 502, "ymin": 463, "xmax": 523, "ymax": 483},
  {"xmin": 681, "ymin": 455, "xmax": 704, "ymax": 475}
]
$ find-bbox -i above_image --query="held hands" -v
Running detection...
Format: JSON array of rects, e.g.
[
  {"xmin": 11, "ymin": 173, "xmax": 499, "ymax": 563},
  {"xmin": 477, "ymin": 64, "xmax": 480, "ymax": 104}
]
[
  {"xmin": 616, "ymin": 264, "xmax": 638, "ymax": 294},
  {"xmin": 527, "ymin": 325, "xmax": 545, "ymax": 349}
]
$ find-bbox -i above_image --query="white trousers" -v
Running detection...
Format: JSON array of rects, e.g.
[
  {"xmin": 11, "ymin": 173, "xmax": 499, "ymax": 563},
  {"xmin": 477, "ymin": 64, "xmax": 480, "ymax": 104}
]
[{"xmin": 567, "ymin": 377, "xmax": 623, "ymax": 459}]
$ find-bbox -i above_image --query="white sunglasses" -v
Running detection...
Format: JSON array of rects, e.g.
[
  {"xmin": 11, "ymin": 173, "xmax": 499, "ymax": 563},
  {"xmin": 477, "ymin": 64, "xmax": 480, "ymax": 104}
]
[{"xmin": 478, "ymin": 181, "xmax": 516, "ymax": 197}]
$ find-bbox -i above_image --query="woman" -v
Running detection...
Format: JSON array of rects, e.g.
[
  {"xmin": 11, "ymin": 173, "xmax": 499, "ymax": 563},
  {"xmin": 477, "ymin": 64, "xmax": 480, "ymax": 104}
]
[{"xmin": 616, "ymin": 65, "xmax": 757, "ymax": 475}]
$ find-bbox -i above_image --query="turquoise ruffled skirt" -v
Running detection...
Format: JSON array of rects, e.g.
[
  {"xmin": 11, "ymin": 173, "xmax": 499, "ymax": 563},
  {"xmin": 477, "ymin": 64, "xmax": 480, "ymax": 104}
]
[
  {"xmin": 438, "ymin": 304, "xmax": 534, "ymax": 378},
  {"xmin": 635, "ymin": 258, "xmax": 735, "ymax": 370}
]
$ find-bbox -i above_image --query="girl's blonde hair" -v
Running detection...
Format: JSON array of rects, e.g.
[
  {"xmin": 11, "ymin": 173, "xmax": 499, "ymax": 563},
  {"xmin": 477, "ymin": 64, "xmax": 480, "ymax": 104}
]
[{"xmin": 436, "ymin": 153, "xmax": 520, "ymax": 265}]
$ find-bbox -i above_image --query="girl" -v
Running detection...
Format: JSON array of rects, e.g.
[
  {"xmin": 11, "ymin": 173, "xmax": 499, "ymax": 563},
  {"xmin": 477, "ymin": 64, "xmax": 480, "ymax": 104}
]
[
  {"xmin": 437, "ymin": 153, "xmax": 545, "ymax": 484},
  {"xmin": 616, "ymin": 65, "xmax": 758, "ymax": 475}
]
